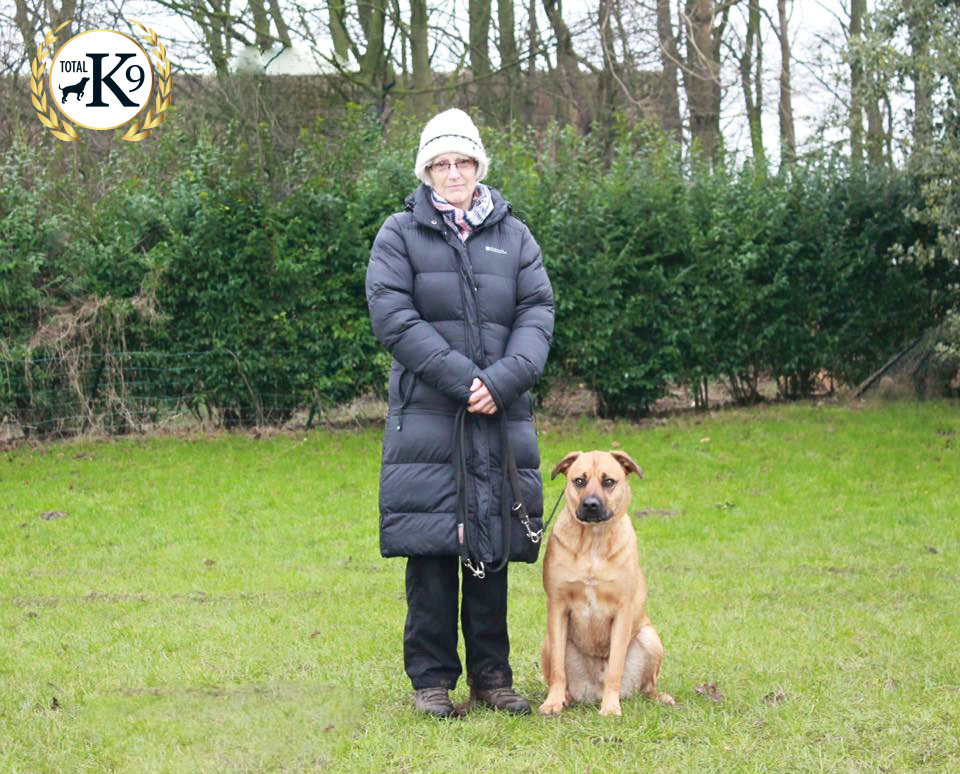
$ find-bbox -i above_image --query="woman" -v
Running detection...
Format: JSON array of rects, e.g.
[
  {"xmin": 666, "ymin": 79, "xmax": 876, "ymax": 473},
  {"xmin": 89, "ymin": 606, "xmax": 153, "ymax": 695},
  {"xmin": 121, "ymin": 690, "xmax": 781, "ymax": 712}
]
[{"xmin": 365, "ymin": 108, "xmax": 554, "ymax": 717}]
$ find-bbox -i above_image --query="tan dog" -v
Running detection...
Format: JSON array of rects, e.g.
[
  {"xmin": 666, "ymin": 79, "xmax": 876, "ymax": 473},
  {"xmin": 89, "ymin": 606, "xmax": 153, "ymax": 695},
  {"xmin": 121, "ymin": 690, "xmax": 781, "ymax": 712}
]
[{"xmin": 539, "ymin": 450, "xmax": 674, "ymax": 716}]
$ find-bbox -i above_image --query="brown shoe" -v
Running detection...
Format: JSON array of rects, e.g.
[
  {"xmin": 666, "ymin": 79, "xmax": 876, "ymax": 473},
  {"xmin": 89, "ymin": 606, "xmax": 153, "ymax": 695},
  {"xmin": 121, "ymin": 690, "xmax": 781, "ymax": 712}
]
[
  {"xmin": 472, "ymin": 685, "xmax": 532, "ymax": 715},
  {"xmin": 413, "ymin": 687, "xmax": 457, "ymax": 718}
]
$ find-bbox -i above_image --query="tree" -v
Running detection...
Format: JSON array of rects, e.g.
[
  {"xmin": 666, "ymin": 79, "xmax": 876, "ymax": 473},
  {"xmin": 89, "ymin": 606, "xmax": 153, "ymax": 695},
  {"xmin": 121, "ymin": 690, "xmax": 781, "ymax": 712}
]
[
  {"xmin": 850, "ymin": 0, "xmax": 867, "ymax": 163},
  {"xmin": 777, "ymin": 0, "xmax": 795, "ymax": 164},
  {"xmin": 409, "ymin": 0, "xmax": 432, "ymax": 116},
  {"xmin": 739, "ymin": 0, "xmax": 764, "ymax": 159},
  {"xmin": 681, "ymin": 0, "xmax": 726, "ymax": 163},
  {"xmin": 542, "ymin": 0, "xmax": 590, "ymax": 129},
  {"xmin": 328, "ymin": 0, "xmax": 350, "ymax": 66},
  {"xmin": 13, "ymin": 0, "xmax": 76, "ymax": 63},
  {"xmin": 848, "ymin": 0, "xmax": 888, "ymax": 165},
  {"xmin": 469, "ymin": 0, "xmax": 492, "ymax": 92},
  {"xmin": 656, "ymin": 0, "xmax": 683, "ymax": 143},
  {"xmin": 905, "ymin": 0, "xmax": 933, "ymax": 156},
  {"xmin": 496, "ymin": 0, "xmax": 521, "ymax": 121}
]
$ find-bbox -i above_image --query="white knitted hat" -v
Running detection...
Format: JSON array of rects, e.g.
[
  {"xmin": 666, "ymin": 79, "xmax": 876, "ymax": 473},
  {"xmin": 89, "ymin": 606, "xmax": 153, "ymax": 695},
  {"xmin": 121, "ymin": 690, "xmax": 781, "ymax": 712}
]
[{"xmin": 414, "ymin": 108, "xmax": 489, "ymax": 185}]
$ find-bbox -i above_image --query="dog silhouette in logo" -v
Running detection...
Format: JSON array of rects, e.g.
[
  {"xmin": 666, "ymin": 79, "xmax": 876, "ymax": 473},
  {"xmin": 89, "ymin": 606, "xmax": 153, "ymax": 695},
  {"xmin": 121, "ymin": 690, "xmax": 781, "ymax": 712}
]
[{"xmin": 59, "ymin": 77, "xmax": 89, "ymax": 103}]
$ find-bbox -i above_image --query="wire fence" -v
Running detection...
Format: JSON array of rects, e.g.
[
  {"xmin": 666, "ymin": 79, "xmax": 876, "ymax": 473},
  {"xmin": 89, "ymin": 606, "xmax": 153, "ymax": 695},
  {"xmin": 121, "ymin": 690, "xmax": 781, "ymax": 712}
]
[{"xmin": 0, "ymin": 349, "xmax": 385, "ymax": 443}]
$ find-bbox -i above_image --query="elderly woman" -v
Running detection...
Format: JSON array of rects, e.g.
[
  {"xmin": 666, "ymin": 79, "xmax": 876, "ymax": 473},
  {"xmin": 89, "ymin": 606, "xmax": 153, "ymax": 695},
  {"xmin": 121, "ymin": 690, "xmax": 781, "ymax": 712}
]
[{"xmin": 365, "ymin": 108, "xmax": 554, "ymax": 717}]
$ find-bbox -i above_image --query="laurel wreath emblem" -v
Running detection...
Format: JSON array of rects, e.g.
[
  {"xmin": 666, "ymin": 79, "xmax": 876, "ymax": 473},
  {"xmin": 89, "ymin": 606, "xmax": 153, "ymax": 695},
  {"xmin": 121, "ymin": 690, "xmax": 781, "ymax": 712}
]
[
  {"xmin": 30, "ymin": 18, "xmax": 173, "ymax": 143},
  {"xmin": 122, "ymin": 19, "xmax": 173, "ymax": 142},
  {"xmin": 31, "ymin": 20, "xmax": 79, "ymax": 141}
]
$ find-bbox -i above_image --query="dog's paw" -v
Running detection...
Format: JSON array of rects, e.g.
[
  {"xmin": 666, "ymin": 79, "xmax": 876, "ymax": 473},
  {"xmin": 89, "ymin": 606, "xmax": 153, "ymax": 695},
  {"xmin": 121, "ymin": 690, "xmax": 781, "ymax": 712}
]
[
  {"xmin": 657, "ymin": 692, "xmax": 676, "ymax": 706},
  {"xmin": 539, "ymin": 701, "xmax": 564, "ymax": 716},
  {"xmin": 539, "ymin": 691, "xmax": 566, "ymax": 715},
  {"xmin": 599, "ymin": 699, "xmax": 622, "ymax": 717}
]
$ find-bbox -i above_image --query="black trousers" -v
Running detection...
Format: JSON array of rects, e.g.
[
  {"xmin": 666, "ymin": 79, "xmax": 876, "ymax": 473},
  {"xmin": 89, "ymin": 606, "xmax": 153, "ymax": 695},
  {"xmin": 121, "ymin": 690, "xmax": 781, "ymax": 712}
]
[{"xmin": 403, "ymin": 555, "xmax": 512, "ymax": 691}]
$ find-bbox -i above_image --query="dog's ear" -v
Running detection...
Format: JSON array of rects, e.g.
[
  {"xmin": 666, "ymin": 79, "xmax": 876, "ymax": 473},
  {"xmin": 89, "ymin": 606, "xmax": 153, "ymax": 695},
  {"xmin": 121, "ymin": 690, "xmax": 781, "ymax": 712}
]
[
  {"xmin": 551, "ymin": 451, "xmax": 582, "ymax": 480},
  {"xmin": 610, "ymin": 450, "xmax": 643, "ymax": 478}
]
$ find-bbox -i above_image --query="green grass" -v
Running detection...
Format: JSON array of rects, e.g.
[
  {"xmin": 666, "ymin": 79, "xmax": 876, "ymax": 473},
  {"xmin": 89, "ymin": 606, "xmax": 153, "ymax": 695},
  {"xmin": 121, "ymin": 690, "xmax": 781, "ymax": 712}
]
[{"xmin": 2, "ymin": 400, "xmax": 958, "ymax": 773}]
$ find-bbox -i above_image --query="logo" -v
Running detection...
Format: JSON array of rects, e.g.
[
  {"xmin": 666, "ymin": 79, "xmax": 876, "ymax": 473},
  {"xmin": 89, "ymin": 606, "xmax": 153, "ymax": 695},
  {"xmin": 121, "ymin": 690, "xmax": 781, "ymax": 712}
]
[
  {"xmin": 31, "ymin": 20, "xmax": 172, "ymax": 142},
  {"xmin": 485, "ymin": 245, "xmax": 508, "ymax": 255}
]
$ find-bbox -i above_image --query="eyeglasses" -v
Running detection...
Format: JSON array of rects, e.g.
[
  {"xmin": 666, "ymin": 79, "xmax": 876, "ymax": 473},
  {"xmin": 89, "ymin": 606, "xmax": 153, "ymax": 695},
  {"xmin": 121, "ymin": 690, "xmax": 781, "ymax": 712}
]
[{"xmin": 428, "ymin": 158, "xmax": 477, "ymax": 175}]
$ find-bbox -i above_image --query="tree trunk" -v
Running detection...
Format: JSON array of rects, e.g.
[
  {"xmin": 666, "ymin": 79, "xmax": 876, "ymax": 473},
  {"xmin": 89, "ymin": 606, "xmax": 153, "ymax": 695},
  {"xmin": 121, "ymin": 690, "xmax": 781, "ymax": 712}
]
[
  {"xmin": 358, "ymin": 0, "xmax": 387, "ymax": 85},
  {"xmin": 328, "ymin": 0, "xmax": 350, "ymax": 66},
  {"xmin": 656, "ymin": 0, "xmax": 683, "ymax": 143},
  {"xmin": 526, "ymin": 0, "xmax": 539, "ymax": 122},
  {"xmin": 250, "ymin": 0, "xmax": 270, "ymax": 51},
  {"xmin": 469, "ymin": 0, "xmax": 492, "ymax": 109},
  {"xmin": 598, "ymin": 0, "xmax": 616, "ymax": 132},
  {"xmin": 201, "ymin": 0, "xmax": 231, "ymax": 78},
  {"xmin": 269, "ymin": 0, "xmax": 291, "ymax": 48},
  {"xmin": 15, "ymin": 0, "xmax": 76, "ymax": 65},
  {"xmin": 778, "ymin": 0, "xmax": 795, "ymax": 164},
  {"xmin": 864, "ymin": 78, "xmax": 886, "ymax": 165},
  {"xmin": 13, "ymin": 0, "xmax": 39, "ymax": 63},
  {"xmin": 711, "ymin": 1, "xmax": 730, "ymax": 140},
  {"xmin": 542, "ymin": 0, "xmax": 589, "ymax": 129},
  {"xmin": 410, "ymin": 0, "xmax": 432, "ymax": 116},
  {"xmin": 906, "ymin": 0, "xmax": 933, "ymax": 157},
  {"xmin": 527, "ymin": 0, "xmax": 538, "ymax": 78},
  {"xmin": 682, "ymin": 0, "xmax": 722, "ymax": 163},
  {"xmin": 849, "ymin": 0, "xmax": 865, "ymax": 163},
  {"xmin": 497, "ymin": 0, "xmax": 520, "ymax": 122},
  {"xmin": 740, "ymin": 0, "xmax": 763, "ymax": 159},
  {"xmin": 44, "ymin": 0, "xmax": 75, "ymax": 36},
  {"xmin": 863, "ymin": 12, "xmax": 887, "ymax": 165},
  {"xmin": 388, "ymin": 0, "xmax": 407, "ymax": 88}
]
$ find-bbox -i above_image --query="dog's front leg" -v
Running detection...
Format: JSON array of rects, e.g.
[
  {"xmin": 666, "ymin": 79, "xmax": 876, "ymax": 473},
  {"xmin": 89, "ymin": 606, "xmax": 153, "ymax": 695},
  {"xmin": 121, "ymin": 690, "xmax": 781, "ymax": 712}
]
[
  {"xmin": 539, "ymin": 599, "xmax": 569, "ymax": 715},
  {"xmin": 600, "ymin": 610, "xmax": 633, "ymax": 716}
]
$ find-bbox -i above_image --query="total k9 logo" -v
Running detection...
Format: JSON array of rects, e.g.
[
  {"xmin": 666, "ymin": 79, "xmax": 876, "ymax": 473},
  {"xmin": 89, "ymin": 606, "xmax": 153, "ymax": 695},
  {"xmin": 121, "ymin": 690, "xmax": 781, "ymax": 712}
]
[{"xmin": 31, "ymin": 20, "xmax": 172, "ymax": 142}]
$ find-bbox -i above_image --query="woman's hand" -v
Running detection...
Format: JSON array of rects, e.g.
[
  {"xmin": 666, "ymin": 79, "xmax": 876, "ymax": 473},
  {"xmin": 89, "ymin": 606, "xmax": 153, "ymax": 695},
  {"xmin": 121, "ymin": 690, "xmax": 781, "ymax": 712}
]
[{"xmin": 467, "ymin": 378, "xmax": 498, "ymax": 415}]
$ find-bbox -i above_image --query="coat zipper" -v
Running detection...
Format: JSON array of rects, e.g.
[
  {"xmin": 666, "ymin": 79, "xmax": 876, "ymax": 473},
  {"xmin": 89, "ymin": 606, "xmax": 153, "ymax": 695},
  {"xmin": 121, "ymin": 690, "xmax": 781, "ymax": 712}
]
[{"xmin": 396, "ymin": 369, "xmax": 416, "ymax": 431}]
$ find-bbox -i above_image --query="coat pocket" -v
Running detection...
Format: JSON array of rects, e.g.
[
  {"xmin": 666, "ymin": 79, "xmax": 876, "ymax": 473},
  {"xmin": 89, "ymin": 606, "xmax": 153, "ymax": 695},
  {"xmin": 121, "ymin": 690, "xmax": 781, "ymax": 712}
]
[{"xmin": 393, "ymin": 367, "xmax": 418, "ymax": 431}]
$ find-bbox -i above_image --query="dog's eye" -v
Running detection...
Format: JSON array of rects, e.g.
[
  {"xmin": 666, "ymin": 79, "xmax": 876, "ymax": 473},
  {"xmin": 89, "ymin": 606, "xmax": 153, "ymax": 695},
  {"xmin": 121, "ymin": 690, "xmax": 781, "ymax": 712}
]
[
  {"xmin": 573, "ymin": 476, "xmax": 587, "ymax": 488},
  {"xmin": 602, "ymin": 477, "xmax": 617, "ymax": 488}
]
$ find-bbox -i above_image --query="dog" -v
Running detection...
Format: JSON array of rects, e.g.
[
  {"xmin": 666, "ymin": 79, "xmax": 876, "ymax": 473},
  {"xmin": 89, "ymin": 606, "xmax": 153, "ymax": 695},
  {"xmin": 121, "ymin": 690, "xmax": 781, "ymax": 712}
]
[
  {"xmin": 59, "ymin": 77, "xmax": 89, "ymax": 103},
  {"xmin": 539, "ymin": 450, "xmax": 674, "ymax": 716}
]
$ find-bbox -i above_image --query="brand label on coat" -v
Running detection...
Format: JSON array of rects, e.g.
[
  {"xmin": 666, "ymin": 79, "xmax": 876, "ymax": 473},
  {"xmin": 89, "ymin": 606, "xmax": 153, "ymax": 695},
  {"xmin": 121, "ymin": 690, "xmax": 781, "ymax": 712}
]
[{"xmin": 485, "ymin": 245, "xmax": 507, "ymax": 254}]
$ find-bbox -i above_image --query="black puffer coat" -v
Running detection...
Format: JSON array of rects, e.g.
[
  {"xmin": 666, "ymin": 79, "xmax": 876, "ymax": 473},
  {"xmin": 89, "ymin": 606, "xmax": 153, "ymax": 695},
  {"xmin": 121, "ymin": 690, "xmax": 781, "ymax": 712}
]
[{"xmin": 366, "ymin": 184, "xmax": 554, "ymax": 565}]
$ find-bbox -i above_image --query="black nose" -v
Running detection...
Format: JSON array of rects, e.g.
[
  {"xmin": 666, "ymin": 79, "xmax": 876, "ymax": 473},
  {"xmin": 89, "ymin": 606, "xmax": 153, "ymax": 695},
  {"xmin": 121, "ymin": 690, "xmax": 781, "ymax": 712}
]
[
  {"xmin": 577, "ymin": 495, "xmax": 609, "ymax": 522},
  {"xmin": 582, "ymin": 496, "xmax": 602, "ymax": 514}
]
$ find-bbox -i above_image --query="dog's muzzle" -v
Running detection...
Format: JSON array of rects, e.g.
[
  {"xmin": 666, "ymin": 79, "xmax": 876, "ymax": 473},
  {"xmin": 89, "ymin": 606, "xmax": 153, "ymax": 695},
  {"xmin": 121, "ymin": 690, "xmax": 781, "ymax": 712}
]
[{"xmin": 576, "ymin": 495, "xmax": 612, "ymax": 523}]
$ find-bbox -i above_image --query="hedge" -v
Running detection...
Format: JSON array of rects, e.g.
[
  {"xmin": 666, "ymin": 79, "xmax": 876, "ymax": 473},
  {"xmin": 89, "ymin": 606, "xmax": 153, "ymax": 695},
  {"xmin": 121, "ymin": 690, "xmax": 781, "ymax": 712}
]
[{"xmin": 1, "ymin": 106, "xmax": 955, "ymax": 433}]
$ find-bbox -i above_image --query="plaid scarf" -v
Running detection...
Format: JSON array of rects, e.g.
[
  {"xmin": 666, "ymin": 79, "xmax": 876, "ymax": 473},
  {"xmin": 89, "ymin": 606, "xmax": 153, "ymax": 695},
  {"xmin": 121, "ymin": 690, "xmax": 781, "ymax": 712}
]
[{"xmin": 430, "ymin": 183, "xmax": 494, "ymax": 241}]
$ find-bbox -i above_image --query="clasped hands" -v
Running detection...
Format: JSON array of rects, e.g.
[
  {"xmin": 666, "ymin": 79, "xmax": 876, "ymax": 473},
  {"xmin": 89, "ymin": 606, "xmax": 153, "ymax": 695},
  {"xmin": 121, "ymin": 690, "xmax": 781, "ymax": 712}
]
[{"xmin": 467, "ymin": 377, "xmax": 497, "ymax": 415}]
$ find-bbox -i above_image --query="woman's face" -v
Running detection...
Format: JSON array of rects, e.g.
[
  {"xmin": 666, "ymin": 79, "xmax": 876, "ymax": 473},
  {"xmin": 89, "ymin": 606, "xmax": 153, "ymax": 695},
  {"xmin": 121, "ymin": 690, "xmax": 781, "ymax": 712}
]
[{"xmin": 427, "ymin": 155, "xmax": 478, "ymax": 209}]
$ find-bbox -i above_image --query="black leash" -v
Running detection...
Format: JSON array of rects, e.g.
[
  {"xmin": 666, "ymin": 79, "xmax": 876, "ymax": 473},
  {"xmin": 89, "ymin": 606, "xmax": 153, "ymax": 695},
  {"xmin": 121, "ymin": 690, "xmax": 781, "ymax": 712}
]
[
  {"xmin": 453, "ymin": 406, "xmax": 483, "ymax": 577},
  {"xmin": 453, "ymin": 408, "xmax": 544, "ymax": 578},
  {"xmin": 542, "ymin": 486, "xmax": 565, "ymax": 536}
]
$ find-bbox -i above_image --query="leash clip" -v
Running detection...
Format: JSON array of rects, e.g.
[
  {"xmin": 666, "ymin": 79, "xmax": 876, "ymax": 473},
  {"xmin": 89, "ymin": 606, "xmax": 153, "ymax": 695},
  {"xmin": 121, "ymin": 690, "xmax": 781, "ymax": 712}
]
[
  {"xmin": 522, "ymin": 516, "xmax": 542, "ymax": 544},
  {"xmin": 463, "ymin": 558, "xmax": 486, "ymax": 579},
  {"xmin": 515, "ymin": 504, "xmax": 542, "ymax": 544}
]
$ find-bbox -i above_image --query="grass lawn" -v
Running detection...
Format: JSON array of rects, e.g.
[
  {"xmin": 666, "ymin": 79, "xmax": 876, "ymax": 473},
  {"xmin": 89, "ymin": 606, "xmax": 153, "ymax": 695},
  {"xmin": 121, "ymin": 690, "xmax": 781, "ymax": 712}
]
[{"xmin": 1, "ymin": 400, "xmax": 958, "ymax": 773}]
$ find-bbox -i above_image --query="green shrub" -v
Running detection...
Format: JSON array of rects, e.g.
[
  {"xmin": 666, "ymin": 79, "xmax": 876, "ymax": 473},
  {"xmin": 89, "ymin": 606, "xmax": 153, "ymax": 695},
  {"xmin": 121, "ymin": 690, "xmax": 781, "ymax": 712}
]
[{"xmin": 2, "ymin": 102, "xmax": 957, "ymax": 431}]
